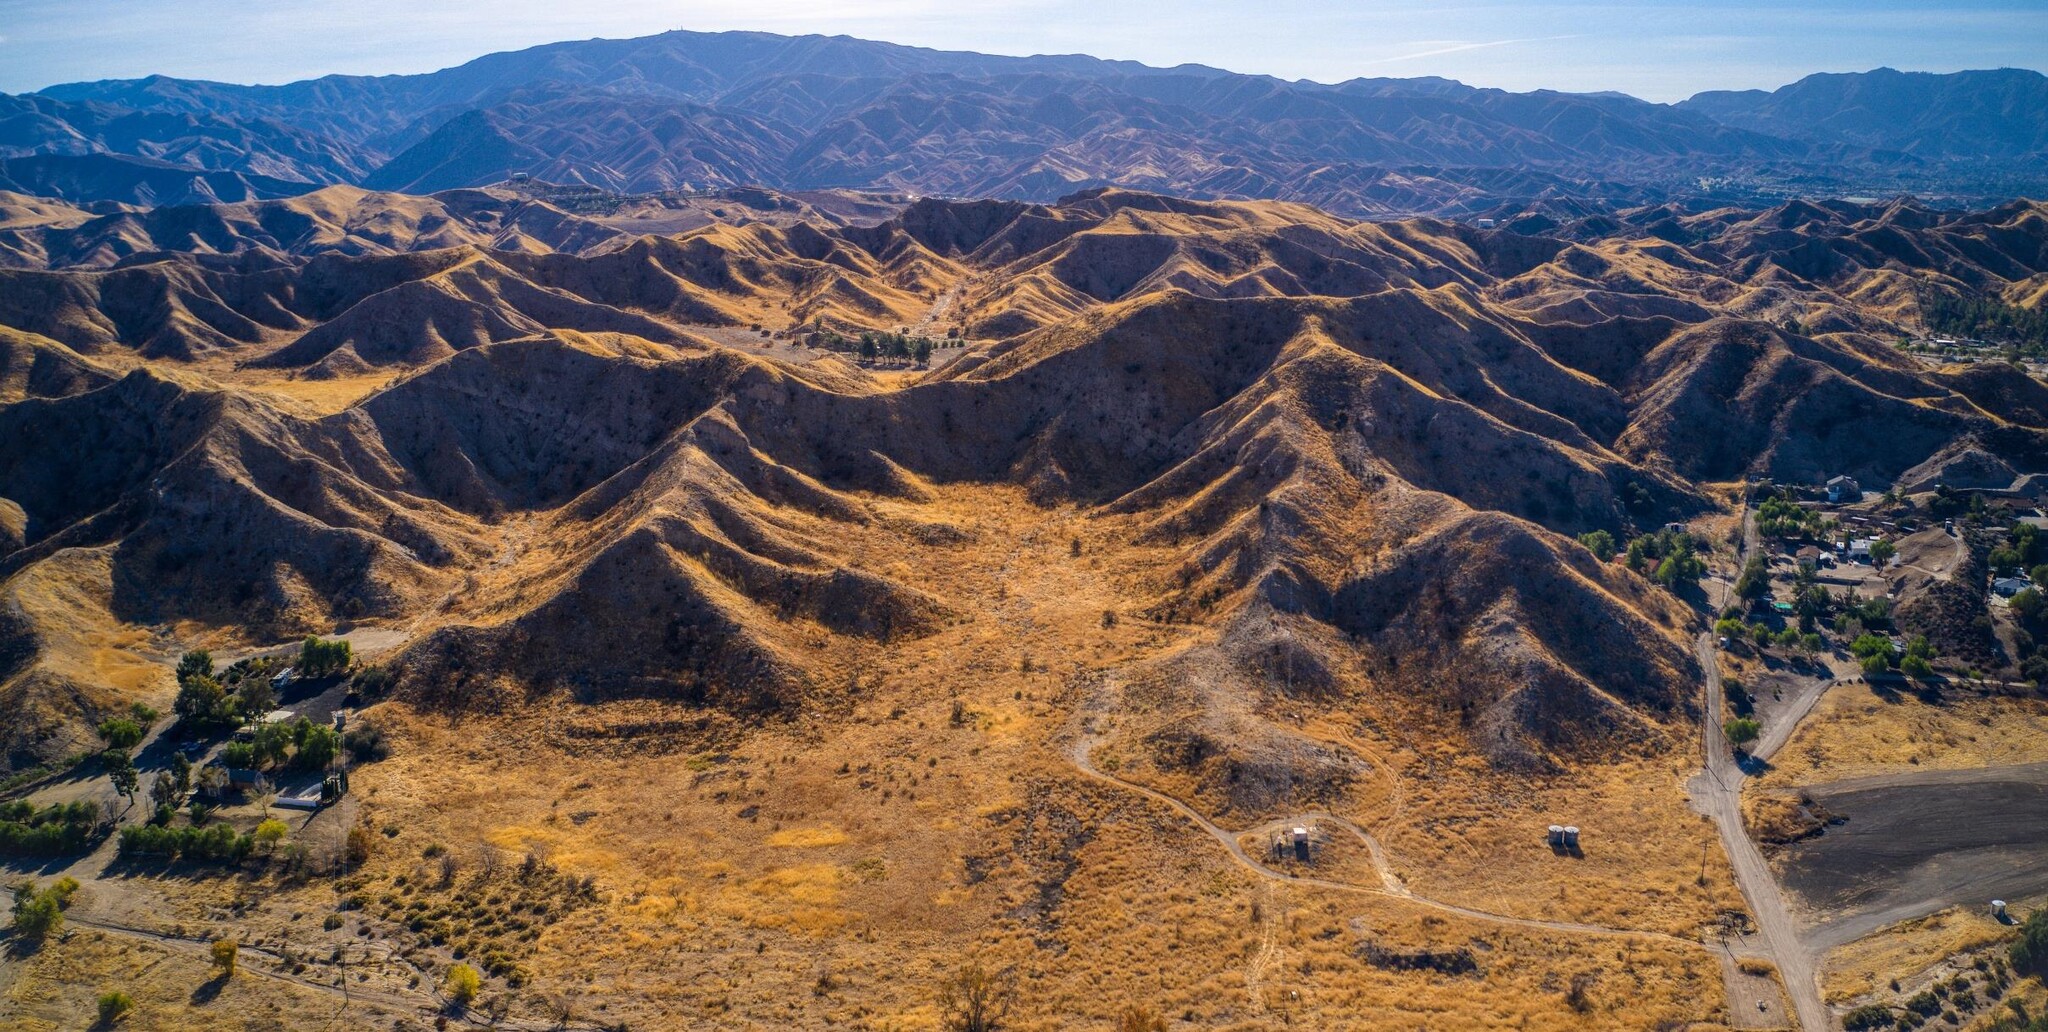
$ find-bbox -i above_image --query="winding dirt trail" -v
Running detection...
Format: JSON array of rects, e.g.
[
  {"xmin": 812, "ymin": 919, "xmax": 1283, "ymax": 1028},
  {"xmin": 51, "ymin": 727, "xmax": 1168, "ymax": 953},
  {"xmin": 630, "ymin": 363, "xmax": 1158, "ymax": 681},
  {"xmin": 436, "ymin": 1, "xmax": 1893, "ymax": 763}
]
[{"xmin": 1064, "ymin": 724, "xmax": 1712, "ymax": 950}]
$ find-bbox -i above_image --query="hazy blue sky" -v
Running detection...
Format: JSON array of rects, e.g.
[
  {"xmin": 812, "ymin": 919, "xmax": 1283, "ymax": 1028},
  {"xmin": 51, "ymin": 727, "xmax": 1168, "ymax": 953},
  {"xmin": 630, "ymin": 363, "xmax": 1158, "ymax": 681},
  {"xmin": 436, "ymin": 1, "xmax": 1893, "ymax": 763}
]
[{"xmin": 2, "ymin": 0, "xmax": 2042, "ymax": 101}]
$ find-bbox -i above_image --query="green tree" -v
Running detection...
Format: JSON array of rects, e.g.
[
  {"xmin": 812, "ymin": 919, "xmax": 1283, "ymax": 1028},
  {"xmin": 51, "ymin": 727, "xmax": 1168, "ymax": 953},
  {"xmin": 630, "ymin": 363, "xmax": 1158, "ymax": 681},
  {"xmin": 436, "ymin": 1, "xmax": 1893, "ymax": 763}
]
[
  {"xmin": 251, "ymin": 722, "xmax": 293, "ymax": 769},
  {"xmin": 104, "ymin": 750, "xmax": 138, "ymax": 802},
  {"xmin": 1733, "ymin": 555, "xmax": 1770, "ymax": 601},
  {"xmin": 234, "ymin": 676, "xmax": 275, "ymax": 722},
  {"xmin": 296, "ymin": 724, "xmax": 341, "ymax": 772},
  {"xmin": 1723, "ymin": 717, "xmax": 1761, "ymax": 750},
  {"xmin": 1861, "ymin": 653, "xmax": 1890, "ymax": 676},
  {"xmin": 913, "ymin": 337, "xmax": 934, "ymax": 366},
  {"xmin": 446, "ymin": 962, "xmax": 481, "ymax": 1007},
  {"xmin": 10, "ymin": 877, "xmax": 77, "ymax": 943},
  {"xmin": 1576, "ymin": 530, "xmax": 1616, "ymax": 562},
  {"xmin": 1868, "ymin": 539, "xmax": 1897, "ymax": 566},
  {"xmin": 297, "ymin": 637, "xmax": 352, "ymax": 677},
  {"xmin": 175, "ymin": 650, "xmax": 213, "ymax": 683},
  {"xmin": 148, "ymin": 771, "xmax": 182, "ymax": 813},
  {"xmin": 128, "ymin": 701, "xmax": 158, "ymax": 728},
  {"xmin": 173, "ymin": 674, "xmax": 229, "ymax": 728},
  {"xmin": 2015, "ymin": 588, "xmax": 2047, "ymax": 624},
  {"xmin": 1653, "ymin": 551, "xmax": 1705, "ymax": 588}
]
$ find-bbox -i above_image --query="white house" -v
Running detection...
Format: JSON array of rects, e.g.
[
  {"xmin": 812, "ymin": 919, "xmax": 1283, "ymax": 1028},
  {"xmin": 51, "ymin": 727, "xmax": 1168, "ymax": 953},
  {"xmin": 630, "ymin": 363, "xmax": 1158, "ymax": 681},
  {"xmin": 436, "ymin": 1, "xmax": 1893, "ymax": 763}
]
[{"xmin": 1827, "ymin": 475, "xmax": 1860, "ymax": 503}]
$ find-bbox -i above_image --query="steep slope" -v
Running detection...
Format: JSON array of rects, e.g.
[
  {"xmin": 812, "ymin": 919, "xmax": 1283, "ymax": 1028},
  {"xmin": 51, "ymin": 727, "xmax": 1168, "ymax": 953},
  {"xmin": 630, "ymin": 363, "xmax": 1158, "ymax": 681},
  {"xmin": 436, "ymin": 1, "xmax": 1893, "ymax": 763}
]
[{"xmin": 2, "ymin": 190, "xmax": 2046, "ymax": 782}]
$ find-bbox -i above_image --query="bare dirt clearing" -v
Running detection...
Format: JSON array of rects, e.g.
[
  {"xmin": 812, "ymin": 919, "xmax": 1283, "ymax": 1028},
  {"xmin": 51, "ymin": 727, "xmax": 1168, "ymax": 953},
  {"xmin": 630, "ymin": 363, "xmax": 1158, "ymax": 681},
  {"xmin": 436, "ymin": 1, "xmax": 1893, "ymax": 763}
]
[{"xmin": 1776, "ymin": 762, "xmax": 2048, "ymax": 951}]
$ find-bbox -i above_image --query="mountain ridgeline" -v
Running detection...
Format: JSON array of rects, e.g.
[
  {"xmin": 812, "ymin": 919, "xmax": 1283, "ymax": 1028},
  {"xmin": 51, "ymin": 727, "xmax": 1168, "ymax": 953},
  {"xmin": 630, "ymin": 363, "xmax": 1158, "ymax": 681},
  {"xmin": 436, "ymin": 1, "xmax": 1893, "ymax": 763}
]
[{"xmin": 6, "ymin": 30, "xmax": 2046, "ymax": 211}]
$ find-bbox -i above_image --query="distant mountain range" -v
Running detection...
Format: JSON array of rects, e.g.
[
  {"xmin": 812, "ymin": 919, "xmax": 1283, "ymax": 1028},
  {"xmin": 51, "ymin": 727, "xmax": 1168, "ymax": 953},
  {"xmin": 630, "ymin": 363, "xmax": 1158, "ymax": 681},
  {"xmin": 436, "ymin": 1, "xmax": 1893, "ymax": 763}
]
[{"xmin": 6, "ymin": 30, "xmax": 2045, "ymax": 212}]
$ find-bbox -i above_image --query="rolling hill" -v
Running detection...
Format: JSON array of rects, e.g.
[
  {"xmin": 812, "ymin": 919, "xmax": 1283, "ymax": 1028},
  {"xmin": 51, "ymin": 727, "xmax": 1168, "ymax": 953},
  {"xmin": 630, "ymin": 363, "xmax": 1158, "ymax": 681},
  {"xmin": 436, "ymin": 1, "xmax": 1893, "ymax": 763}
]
[{"xmin": 2, "ymin": 187, "xmax": 2044, "ymax": 777}]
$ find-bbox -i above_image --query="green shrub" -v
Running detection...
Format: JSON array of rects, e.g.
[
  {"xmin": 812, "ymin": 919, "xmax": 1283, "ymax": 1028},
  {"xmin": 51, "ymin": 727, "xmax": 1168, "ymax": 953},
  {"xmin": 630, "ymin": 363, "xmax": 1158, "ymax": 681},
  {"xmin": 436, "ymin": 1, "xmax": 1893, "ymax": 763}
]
[
  {"xmin": 9, "ymin": 877, "xmax": 77, "ymax": 942},
  {"xmin": 96, "ymin": 989, "xmax": 134, "ymax": 1023},
  {"xmin": 2012, "ymin": 907, "xmax": 2048, "ymax": 975}
]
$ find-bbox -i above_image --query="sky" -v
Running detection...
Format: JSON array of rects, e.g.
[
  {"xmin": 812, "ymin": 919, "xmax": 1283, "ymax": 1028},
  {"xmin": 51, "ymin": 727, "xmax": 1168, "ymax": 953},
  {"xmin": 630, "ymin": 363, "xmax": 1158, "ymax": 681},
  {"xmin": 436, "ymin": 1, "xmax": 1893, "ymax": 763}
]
[{"xmin": 1, "ymin": 0, "xmax": 2043, "ymax": 101}]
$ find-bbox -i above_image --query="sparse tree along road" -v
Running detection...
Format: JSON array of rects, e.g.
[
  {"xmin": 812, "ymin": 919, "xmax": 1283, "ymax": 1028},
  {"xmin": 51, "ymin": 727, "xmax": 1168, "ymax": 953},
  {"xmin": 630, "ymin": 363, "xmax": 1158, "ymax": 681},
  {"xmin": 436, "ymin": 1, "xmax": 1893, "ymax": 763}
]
[{"xmin": 1693, "ymin": 507, "xmax": 1828, "ymax": 1032}]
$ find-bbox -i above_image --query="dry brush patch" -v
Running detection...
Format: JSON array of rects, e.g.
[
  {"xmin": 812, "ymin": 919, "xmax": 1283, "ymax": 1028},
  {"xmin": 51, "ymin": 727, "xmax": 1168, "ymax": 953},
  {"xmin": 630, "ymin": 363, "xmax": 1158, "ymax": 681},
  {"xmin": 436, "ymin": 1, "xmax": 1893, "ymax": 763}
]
[{"xmin": 1755, "ymin": 690, "xmax": 2048, "ymax": 788}]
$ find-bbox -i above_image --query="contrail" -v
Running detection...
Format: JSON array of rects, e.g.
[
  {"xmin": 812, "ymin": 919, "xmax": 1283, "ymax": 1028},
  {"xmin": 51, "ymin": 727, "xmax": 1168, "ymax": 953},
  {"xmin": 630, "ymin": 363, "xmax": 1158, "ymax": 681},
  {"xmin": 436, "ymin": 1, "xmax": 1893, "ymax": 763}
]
[{"xmin": 1375, "ymin": 35, "xmax": 1583, "ymax": 63}]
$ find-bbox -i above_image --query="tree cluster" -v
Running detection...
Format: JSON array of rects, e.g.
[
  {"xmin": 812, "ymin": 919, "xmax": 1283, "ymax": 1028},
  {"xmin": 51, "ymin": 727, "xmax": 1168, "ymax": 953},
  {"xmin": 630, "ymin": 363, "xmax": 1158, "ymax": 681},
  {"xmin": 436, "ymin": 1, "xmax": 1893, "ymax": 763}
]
[
  {"xmin": 1625, "ymin": 528, "xmax": 1706, "ymax": 588},
  {"xmin": 1755, "ymin": 494, "xmax": 1833, "ymax": 541},
  {"xmin": 117, "ymin": 821, "xmax": 254, "ymax": 863},
  {"xmin": 0, "ymin": 801, "xmax": 102, "ymax": 857},
  {"xmin": 817, "ymin": 329, "xmax": 958, "ymax": 367},
  {"xmin": 297, "ymin": 636, "xmax": 353, "ymax": 677},
  {"xmin": 1920, "ymin": 287, "xmax": 2048, "ymax": 354},
  {"xmin": 221, "ymin": 716, "xmax": 342, "ymax": 774},
  {"xmin": 1850, "ymin": 632, "xmax": 1937, "ymax": 678}
]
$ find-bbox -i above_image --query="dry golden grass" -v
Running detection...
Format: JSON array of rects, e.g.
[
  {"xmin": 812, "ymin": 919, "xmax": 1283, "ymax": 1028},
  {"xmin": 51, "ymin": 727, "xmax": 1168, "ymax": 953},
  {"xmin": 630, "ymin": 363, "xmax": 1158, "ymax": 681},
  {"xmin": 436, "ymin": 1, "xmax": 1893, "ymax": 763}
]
[
  {"xmin": 1374, "ymin": 744, "xmax": 1745, "ymax": 937},
  {"xmin": 185, "ymin": 483, "xmax": 1750, "ymax": 1029},
  {"xmin": 1755, "ymin": 690, "xmax": 2048, "ymax": 789},
  {"xmin": 1821, "ymin": 904, "xmax": 2016, "ymax": 1004},
  {"xmin": 234, "ymin": 370, "xmax": 404, "ymax": 414},
  {"xmin": 0, "ymin": 926, "xmax": 394, "ymax": 1032}
]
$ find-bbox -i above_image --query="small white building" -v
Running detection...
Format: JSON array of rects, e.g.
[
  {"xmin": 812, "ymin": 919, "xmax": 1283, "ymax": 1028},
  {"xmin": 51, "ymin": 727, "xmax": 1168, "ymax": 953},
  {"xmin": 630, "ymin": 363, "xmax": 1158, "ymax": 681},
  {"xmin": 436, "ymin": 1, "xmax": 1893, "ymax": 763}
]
[{"xmin": 1827, "ymin": 475, "xmax": 1860, "ymax": 504}]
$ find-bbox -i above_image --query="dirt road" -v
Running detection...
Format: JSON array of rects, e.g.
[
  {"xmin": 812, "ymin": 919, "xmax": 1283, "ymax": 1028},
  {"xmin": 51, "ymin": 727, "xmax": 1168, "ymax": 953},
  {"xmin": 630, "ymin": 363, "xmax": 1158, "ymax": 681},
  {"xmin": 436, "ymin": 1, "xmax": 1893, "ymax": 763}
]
[
  {"xmin": 1690, "ymin": 632, "xmax": 1826, "ymax": 1030},
  {"xmin": 1696, "ymin": 505, "xmax": 1830, "ymax": 1030},
  {"xmin": 1064, "ymin": 719, "xmax": 1712, "ymax": 951}
]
